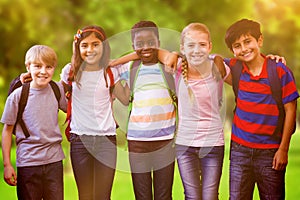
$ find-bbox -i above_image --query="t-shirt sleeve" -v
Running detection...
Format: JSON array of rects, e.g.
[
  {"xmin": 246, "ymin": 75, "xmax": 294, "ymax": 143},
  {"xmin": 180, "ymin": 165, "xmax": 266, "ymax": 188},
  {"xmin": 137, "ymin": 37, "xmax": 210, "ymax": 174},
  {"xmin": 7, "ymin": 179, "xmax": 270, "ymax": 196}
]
[
  {"xmin": 1, "ymin": 89, "xmax": 20, "ymax": 125},
  {"xmin": 114, "ymin": 62, "xmax": 131, "ymax": 89},
  {"xmin": 278, "ymin": 63, "xmax": 299, "ymax": 104},
  {"xmin": 60, "ymin": 63, "xmax": 72, "ymax": 84}
]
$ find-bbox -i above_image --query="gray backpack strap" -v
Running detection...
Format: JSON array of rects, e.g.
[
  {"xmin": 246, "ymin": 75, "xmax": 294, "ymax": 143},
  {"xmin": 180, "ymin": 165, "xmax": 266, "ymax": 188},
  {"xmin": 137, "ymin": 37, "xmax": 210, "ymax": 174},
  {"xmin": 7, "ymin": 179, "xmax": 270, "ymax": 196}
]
[{"xmin": 129, "ymin": 60, "xmax": 141, "ymax": 90}]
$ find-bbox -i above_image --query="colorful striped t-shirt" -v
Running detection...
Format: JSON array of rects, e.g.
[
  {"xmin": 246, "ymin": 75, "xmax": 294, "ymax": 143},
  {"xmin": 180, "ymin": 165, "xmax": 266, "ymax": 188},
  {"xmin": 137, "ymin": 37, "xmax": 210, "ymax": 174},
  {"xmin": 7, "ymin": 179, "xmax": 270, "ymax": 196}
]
[{"xmin": 117, "ymin": 61, "xmax": 176, "ymax": 141}]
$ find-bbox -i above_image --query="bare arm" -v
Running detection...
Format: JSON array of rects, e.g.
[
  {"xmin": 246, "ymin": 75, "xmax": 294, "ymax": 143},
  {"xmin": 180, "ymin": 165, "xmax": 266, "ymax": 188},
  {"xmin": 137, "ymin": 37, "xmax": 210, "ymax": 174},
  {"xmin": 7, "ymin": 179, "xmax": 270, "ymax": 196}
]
[
  {"xmin": 110, "ymin": 52, "xmax": 139, "ymax": 67},
  {"xmin": 210, "ymin": 54, "xmax": 232, "ymax": 84},
  {"xmin": 224, "ymin": 73, "xmax": 232, "ymax": 85},
  {"xmin": 113, "ymin": 81, "xmax": 130, "ymax": 106},
  {"xmin": 2, "ymin": 124, "xmax": 17, "ymax": 186},
  {"xmin": 272, "ymin": 100, "xmax": 297, "ymax": 170},
  {"xmin": 157, "ymin": 49, "xmax": 179, "ymax": 72}
]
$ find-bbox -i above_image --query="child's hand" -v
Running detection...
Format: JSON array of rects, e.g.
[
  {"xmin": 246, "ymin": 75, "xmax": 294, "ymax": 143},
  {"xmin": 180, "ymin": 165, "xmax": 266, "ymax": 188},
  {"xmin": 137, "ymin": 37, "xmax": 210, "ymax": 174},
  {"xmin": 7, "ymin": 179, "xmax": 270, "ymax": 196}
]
[
  {"xmin": 158, "ymin": 49, "xmax": 178, "ymax": 73},
  {"xmin": 272, "ymin": 148, "xmax": 288, "ymax": 171},
  {"xmin": 20, "ymin": 72, "xmax": 32, "ymax": 83},
  {"xmin": 4, "ymin": 165, "xmax": 17, "ymax": 186},
  {"xmin": 266, "ymin": 54, "xmax": 286, "ymax": 65},
  {"xmin": 164, "ymin": 52, "xmax": 178, "ymax": 73},
  {"xmin": 165, "ymin": 52, "xmax": 178, "ymax": 72}
]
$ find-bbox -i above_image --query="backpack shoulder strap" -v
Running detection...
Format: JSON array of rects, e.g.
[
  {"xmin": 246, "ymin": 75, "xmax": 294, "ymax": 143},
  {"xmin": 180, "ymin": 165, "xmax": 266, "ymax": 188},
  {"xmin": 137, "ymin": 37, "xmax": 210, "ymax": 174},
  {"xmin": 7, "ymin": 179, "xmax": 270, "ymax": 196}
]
[
  {"xmin": 106, "ymin": 67, "xmax": 115, "ymax": 96},
  {"xmin": 8, "ymin": 76, "xmax": 22, "ymax": 96},
  {"xmin": 228, "ymin": 58, "xmax": 243, "ymax": 99},
  {"xmin": 267, "ymin": 59, "xmax": 282, "ymax": 105},
  {"xmin": 13, "ymin": 82, "xmax": 30, "ymax": 138},
  {"xmin": 64, "ymin": 68, "xmax": 73, "ymax": 141},
  {"xmin": 266, "ymin": 59, "xmax": 286, "ymax": 135},
  {"xmin": 158, "ymin": 62, "xmax": 177, "ymax": 104},
  {"xmin": 127, "ymin": 60, "xmax": 142, "ymax": 121},
  {"xmin": 129, "ymin": 60, "xmax": 142, "ymax": 91},
  {"xmin": 49, "ymin": 80, "xmax": 61, "ymax": 104},
  {"xmin": 160, "ymin": 63, "xmax": 176, "ymax": 93}
]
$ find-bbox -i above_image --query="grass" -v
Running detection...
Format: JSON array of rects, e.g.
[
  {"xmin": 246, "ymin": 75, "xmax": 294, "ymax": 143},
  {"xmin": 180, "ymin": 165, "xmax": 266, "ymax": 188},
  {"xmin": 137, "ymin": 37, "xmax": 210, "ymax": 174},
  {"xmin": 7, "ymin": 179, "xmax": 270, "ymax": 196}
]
[{"xmin": 1, "ymin": 131, "xmax": 300, "ymax": 199}]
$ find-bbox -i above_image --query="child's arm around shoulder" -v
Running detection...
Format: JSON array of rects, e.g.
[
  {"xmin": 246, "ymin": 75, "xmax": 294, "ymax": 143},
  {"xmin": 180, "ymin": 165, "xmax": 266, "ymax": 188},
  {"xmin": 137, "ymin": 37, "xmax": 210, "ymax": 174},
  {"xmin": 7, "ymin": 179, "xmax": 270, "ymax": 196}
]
[
  {"xmin": 157, "ymin": 49, "xmax": 179, "ymax": 73},
  {"xmin": 210, "ymin": 54, "xmax": 227, "ymax": 79},
  {"xmin": 109, "ymin": 52, "xmax": 139, "ymax": 67},
  {"xmin": 210, "ymin": 54, "xmax": 232, "ymax": 85},
  {"xmin": 2, "ymin": 124, "xmax": 17, "ymax": 186}
]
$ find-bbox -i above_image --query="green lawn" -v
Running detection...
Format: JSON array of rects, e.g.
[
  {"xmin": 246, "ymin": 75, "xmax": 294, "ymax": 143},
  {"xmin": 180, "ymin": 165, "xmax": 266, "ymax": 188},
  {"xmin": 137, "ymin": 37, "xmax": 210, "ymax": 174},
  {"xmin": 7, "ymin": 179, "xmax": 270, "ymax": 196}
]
[{"xmin": 1, "ymin": 131, "xmax": 300, "ymax": 199}]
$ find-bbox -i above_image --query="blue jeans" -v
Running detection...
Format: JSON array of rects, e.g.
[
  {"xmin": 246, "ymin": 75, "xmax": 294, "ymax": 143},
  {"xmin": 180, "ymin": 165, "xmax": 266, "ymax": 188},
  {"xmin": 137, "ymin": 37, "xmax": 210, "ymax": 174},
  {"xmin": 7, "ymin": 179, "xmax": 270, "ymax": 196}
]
[
  {"xmin": 128, "ymin": 140, "xmax": 175, "ymax": 200},
  {"xmin": 176, "ymin": 145, "xmax": 224, "ymax": 200},
  {"xmin": 17, "ymin": 161, "xmax": 63, "ymax": 200},
  {"xmin": 70, "ymin": 134, "xmax": 117, "ymax": 200},
  {"xmin": 230, "ymin": 141, "xmax": 285, "ymax": 200}
]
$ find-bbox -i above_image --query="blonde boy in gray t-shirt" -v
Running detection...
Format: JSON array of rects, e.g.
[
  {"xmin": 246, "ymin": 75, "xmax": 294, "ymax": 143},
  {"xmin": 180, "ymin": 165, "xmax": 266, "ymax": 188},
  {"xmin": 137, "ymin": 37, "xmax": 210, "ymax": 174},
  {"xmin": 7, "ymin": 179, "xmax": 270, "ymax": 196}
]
[{"xmin": 1, "ymin": 45, "xmax": 67, "ymax": 200}]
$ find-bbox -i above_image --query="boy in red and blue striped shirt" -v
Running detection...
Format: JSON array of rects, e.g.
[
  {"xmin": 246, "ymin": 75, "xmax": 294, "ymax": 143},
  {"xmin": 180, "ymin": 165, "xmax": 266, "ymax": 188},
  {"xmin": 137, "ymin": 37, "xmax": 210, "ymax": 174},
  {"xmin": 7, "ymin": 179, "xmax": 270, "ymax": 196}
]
[{"xmin": 224, "ymin": 19, "xmax": 299, "ymax": 200}]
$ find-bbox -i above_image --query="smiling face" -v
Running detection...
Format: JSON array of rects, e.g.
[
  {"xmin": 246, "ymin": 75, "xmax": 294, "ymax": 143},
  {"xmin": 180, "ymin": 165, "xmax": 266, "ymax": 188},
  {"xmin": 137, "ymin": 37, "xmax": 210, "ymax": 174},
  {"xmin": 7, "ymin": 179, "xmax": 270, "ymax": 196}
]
[
  {"xmin": 181, "ymin": 30, "xmax": 212, "ymax": 67},
  {"xmin": 231, "ymin": 34, "xmax": 263, "ymax": 63},
  {"xmin": 79, "ymin": 33, "xmax": 104, "ymax": 69},
  {"xmin": 132, "ymin": 30, "xmax": 160, "ymax": 65},
  {"xmin": 25, "ymin": 45, "xmax": 57, "ymax": 89},
  {"xmin": 27, "ymin": 62, "xmax": 55, "ymax": 89}
]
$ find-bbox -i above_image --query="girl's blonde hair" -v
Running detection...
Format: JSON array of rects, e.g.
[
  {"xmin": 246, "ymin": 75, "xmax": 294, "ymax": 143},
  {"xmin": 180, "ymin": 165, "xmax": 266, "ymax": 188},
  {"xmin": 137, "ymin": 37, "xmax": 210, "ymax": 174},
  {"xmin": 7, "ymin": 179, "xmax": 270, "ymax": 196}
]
[
  {"xmin": 25, "ymin": 45, "xmax": 57, "ymax": 68},
  {"xmin": 181, "ymin": 22, "xmax": 211, "ymax": 45},
  {"xmin": 180, "ymin": 23, "xmax": 221, "ymax": 101},
  {"xmin": 180, "ymin": 23, "xmax": 212, "ymax": 84}
]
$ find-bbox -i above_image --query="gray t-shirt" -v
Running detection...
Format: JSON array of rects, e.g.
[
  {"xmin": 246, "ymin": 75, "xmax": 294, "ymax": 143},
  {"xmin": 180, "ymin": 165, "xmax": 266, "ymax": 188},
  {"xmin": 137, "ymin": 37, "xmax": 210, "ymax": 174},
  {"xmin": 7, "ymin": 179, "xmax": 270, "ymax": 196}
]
[{"xmin": 1, "ymin": 82, "xmax": 67, "ymax": 167}]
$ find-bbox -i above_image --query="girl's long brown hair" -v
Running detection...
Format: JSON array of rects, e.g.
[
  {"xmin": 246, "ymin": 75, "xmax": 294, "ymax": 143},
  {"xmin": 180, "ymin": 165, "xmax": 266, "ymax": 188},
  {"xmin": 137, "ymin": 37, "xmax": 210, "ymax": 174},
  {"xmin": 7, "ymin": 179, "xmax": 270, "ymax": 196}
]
[{"xmin": 70, "ymin": 25, "xmax": 111, "ymax": 86}]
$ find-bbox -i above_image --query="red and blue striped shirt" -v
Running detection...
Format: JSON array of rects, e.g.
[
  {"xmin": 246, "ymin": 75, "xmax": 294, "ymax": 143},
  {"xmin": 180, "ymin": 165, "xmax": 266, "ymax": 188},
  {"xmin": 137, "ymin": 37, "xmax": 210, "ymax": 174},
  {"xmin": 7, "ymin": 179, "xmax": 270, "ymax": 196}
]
[{"xmin": 227, "ymin": 58, "xmax": 299, "ymax": 149}]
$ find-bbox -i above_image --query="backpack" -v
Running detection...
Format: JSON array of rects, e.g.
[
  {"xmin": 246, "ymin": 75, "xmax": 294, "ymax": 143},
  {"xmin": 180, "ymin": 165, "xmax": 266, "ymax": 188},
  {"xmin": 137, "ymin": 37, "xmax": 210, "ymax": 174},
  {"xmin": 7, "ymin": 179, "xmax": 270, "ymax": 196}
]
[
  {"xmin": 64, "ymin": 67, "xmax": 115, "ymax": 141},
  {"xmin": 226, "ymin": 58, "xmax": 296, "ymax": 136},
  {"xmin": 8, "ymin": 76, "xmax": 61, "ymax": 138},
  {"xmin": 127, "ymin": 60, "xmax": 178, "ymax": 132}
]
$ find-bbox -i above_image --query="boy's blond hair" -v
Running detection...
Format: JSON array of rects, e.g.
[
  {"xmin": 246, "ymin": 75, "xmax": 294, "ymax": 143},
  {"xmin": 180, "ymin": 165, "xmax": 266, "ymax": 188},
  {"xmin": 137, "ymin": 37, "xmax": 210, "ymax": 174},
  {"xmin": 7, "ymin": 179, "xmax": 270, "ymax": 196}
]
[{"xmin": 25, "ymin": 45, "xmax": 57, "ymax": 68}]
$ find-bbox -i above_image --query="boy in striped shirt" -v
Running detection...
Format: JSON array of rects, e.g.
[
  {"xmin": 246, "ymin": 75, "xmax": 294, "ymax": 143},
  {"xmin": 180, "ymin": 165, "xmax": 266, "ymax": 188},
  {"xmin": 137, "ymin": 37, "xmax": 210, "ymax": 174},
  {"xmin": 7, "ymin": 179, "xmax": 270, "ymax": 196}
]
[
  {"xmin": 224, "ymin": 19, "xmax": 299, "ymax": 200},
  {"xmin": 115, "ymin": 20, "xmax": 176, "ymax": 200}
]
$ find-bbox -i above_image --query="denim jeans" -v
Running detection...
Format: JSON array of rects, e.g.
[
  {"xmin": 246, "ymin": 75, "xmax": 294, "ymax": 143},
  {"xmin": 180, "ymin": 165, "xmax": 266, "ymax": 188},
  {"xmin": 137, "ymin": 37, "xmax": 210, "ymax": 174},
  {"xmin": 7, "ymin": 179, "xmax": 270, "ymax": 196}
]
[
  {"xmin": 230, "ymin": 141, "xmax": 285, "ymax": 200},
  {"xmin": 17, "ymin": 161, "xmax": 63, "ymax": 200},
  {"xmin": 128, "ymin": 139, "xmax": 175, "ymax": 200},
  {"xmin": 70, "ymin": 134, "xmax": 117, "ymax": 200},
  {"xmin": 176, "ymin": 145, "xmax": 224, "ymax": 200}
]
